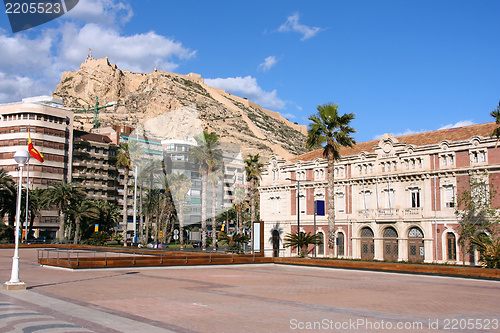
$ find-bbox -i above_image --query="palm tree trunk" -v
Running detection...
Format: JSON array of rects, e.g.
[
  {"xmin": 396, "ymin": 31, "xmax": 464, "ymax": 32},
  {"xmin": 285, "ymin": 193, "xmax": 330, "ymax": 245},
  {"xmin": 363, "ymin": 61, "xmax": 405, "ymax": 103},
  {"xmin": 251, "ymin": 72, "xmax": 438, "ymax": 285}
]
[
  {"xmin": 145, "ymin": 215, "xmax": 149, "ymax": 244},
  {"xmin": 212, "ymin": 181, "xmax": 217, "ymax": 251},
  {"xmin": 238, "ymin": 203, "xmax": 243, "ymax": 234},
  {"xmin": 139, "ymin": 186, "xmax": 144, "ymax": 244},
  {"xmin": 122, "ymin": 167, "xmax": 129, "ymax": 246},
  {"xmin": 179, "ymin": 201, "xmax": 184, "ymax": 249},
  {"xmin": 201, "ymin": 172, "xmax": 207, "ymax": 251},
  {"xmin": 73, "ymin": 218, "xmax": 80, "ymax": 244},
  {"xmin": 327, "ymin": 152, "xmax": 336, "ymax": 258},
  {"xmin": 57, "ymin": 207, "xmax": 65, "ymax": 240}
]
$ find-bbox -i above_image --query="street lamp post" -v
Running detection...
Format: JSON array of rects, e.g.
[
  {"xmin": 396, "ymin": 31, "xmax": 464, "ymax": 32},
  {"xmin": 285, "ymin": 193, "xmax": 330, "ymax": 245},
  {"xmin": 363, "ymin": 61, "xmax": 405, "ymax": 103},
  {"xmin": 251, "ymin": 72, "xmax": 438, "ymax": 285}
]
[
  {"xmin": 286, "ymin": 177, "xmax": 311, "ymax": 252},
  {"xmin": 3, "ymin": 150, "xmax": 30, "ymax": 290}
]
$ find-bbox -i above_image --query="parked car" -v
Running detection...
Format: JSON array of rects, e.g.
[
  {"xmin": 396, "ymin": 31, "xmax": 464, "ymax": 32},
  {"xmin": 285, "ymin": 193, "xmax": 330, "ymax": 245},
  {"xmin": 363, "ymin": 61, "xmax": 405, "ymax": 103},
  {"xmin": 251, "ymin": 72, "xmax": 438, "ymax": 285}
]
[{"xmin": 192, "ymin": 241, "xmax": 202, "ymax": 248}]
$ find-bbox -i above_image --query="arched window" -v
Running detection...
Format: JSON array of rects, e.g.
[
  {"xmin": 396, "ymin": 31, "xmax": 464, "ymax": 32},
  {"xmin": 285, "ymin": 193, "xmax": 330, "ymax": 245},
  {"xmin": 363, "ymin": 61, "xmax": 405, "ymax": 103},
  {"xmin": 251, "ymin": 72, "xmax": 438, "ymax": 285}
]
[
  {"xmin": 337, "ymin": 232, "xmax": 345, "ymax": 256},
  {"xmin": 383, "ymin": 227, "xmax": 398, "ymax": 238},
  {"xmin": 446, "ymin": 233, "xmax": 456, "ymax": 260},
  {"xmin": 361, "ymin": 227, "xmax": 374, "ymax": 238},
  {"xmin": 317, "ymin": 232, "xmax": 324, "ymax": 255},
  {"xmin": 408, "ymin": 227, "xmax": 424, "ymax": 238}
]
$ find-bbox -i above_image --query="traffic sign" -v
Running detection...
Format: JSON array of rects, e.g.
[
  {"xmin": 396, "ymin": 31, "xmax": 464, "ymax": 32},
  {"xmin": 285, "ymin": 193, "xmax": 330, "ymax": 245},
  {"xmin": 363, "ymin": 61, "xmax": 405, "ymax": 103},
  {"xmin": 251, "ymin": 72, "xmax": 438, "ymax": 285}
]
[
  {"xmin": 174, "ymin": 229, "xmax": 179, "ymax": 235},
  {"xmin": 173, "ymin": 234, "xmax": 179, "ymax": 240}
]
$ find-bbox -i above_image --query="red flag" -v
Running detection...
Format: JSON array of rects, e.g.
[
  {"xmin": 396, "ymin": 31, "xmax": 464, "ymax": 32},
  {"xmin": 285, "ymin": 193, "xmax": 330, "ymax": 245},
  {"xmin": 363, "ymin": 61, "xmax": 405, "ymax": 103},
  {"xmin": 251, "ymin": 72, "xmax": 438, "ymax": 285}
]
[{"xmin": 28, "ymin": 132, "xmax": 44, "ymax": 163}]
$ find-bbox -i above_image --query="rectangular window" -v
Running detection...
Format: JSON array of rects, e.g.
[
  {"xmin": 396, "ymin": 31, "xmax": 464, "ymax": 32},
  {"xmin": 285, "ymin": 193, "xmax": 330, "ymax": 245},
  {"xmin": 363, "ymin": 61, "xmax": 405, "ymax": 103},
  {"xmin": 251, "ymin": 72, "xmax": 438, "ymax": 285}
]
[
  {"xmin": 299, "ymin": 195, "xmax": 306, "ymax": 214},
  {"xmin": 411, "ymin": 189, "xmax": 420, "ymax": 208},
  {"xmin": 385, "ymin": 189, "xmax": 395, "ymax": 209},
  {"xmin": 444, "ymin": 186, "xmax": 455, "ymax": 208},
  {"xmin": 337, "ymin": 193, "xmax": 345, "ymax": 213},
  {"xmin": 363, "ymin": 191, "xmax": 371, "ymax": 210}
]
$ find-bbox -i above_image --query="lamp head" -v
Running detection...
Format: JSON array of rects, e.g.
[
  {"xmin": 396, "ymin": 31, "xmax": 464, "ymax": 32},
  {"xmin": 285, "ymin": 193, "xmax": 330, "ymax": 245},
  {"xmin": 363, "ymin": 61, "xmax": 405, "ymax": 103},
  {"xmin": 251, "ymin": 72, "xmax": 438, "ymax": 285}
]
[{"xmin": 14, "ymin": 150, "xmax": 30, "ymax": 167}]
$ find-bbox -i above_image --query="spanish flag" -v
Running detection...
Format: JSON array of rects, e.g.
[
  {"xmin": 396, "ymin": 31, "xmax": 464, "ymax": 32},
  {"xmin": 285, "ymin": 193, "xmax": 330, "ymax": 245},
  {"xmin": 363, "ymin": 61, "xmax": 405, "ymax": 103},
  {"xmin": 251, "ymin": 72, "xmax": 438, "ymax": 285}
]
[{"xmin": 28, "ymin": 132, "xmax": 44, "ymax": 163}]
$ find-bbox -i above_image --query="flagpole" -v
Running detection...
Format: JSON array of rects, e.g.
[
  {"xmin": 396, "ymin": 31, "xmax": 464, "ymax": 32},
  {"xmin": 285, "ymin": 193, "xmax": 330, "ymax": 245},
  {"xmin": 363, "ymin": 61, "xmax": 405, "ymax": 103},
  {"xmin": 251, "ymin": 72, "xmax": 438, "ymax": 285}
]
[
  {"xmin": 24, "ymin": 160, "xmax": 29, "ymax": 243},
  {"xmin": 25, "ymin": 125, "xmax": 30, "ymax": 243}
]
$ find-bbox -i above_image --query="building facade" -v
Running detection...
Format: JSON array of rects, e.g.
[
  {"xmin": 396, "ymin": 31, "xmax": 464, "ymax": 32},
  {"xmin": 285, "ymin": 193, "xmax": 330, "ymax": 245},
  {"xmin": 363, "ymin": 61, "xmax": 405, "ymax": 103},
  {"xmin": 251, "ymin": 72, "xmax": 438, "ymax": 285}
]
[
  {"xmin": 260, "ymin": 122, "xmax": 500, "ymax": 264},
  {"xmin": 0, "ymin": 96, "xmax": 74, "ymax": 236},
  {"xmin": 72, "ymin": 130, "xmax": 118, "ymax": 203}
]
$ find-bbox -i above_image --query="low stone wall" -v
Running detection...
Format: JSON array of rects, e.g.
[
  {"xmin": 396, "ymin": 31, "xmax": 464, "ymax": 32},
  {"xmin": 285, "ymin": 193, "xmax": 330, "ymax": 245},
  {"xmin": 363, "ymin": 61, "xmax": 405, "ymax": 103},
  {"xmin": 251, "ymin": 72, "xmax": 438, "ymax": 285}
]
[{"xmin": 274, "ymin": 257, "xmax": 500, "ymax": 280}]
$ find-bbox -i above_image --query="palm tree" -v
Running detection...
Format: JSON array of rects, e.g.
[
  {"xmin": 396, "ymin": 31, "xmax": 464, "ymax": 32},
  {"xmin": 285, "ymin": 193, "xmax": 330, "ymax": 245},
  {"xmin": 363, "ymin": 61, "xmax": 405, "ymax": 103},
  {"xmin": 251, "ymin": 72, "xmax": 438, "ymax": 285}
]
[
  {"xmin": 233, "ymin": 187, "xmax": 247, "ymax": 234},
  {"xmin": 307, "ymin": 102, "xmax": 356, "ymax": 257},
  {"xmin": 471, "ymin": 234, "xmax": 500, "ymax": 269},
  {"xmin": 209, "ymin": 166, "xmax": 223, "ymax": 251},
  {"xmin": 116, "ymin": 142, "xmax": 132, "ymax": 244},
  {"xmin": 44, "ymin": 182, "xmax": 86, "ymax": 240},
  {"xmin": 490, "ymin": 100, "xmax": 500, "ymax": 148},
  {"xmin": 284, "ymin": 231, "xmax": 323, "ymax": 257},
  {"xmin": 94, "ymin": 200, "xmax": 121, "ymax": 235},
  {"xmin": 191, "ymin": 131, "xmax": 221, "ymax": 250},
  {"xmin": 245, "ymin": 153, "xmax": 263, "ymax": 251},
  {"xmin": 67, "ymin": 200, "xmax": 99, "ymax": 244},
  {"xmin": 23, "ymin": 188, "xmax": 46, "ymax": 240},
  {"xmin": 169, "ymin": 172, "xmax": 191, "ymax": 249},
  {"xmin": 0, "ymin": 169, "xmax": 16, "ymax": 226}
]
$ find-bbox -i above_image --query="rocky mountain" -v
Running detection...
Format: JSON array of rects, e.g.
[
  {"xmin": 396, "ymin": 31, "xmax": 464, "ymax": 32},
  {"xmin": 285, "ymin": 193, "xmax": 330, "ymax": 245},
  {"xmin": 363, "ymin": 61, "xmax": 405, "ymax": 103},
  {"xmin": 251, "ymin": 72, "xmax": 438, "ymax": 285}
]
[{"xmin": 55, "ymin": 57, "xmax": 308, "ymax": 160}]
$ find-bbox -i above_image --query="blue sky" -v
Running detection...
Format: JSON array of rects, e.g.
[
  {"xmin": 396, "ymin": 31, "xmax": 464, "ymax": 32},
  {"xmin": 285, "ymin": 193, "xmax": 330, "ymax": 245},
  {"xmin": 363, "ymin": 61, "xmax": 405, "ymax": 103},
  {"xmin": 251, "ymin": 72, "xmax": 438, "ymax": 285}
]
[{"xmin": 0, "ymin": 0, "xmax": 499, "ymax": 142}]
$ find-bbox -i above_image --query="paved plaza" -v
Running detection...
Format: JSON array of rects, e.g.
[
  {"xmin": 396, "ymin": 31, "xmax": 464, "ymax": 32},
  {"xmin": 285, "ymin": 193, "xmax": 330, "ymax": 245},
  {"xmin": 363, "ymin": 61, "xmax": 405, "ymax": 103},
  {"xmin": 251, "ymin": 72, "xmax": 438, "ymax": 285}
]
[{"xmin": 1, "ymin": 248, "xmax": 500, "ymax": 333}]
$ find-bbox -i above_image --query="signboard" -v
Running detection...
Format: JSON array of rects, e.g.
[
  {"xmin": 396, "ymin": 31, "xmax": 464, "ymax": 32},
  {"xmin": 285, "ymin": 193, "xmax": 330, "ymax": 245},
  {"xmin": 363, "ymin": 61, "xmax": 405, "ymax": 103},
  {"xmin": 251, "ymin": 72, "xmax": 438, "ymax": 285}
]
[
  {"xmin": 315, "ymin": 200, "xmax": 325, "ymax": 216},
  {"xmin": 94, "ymin": 224, "xmax": 99, "ymax": 233}
]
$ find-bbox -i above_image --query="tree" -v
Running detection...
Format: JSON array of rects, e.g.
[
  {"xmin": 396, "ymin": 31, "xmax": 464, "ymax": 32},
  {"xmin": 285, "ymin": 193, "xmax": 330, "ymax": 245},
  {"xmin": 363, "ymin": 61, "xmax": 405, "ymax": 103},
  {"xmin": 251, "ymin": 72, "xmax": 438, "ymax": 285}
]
[
  {"xmin": 22, "ymin": 188, "xmax": 47, "ymax": 240},
  {"xmin": 245, "ymin": 154, "xmax": 263, "ymax": 252},
  {"xmin": 169, "ymin": 172, "xmax": 191, "ymax": 249},
  {"xmin": 306, "ymin": 102, "xmax": 356, "ymax": 257},
  {"xmin": 116, "ymin": 142, "xmax": 131, "ymax": 244},
  {"xmin": 455, "ymin": 173, "xmax": 500, "ymax": 265},
  {"xmin": 44, "ymin": 182, "xmax": 86, "ymax": 240},
  {"xmin": 490, "ymin": 100, "xmax": 500, "ymax": 148},
  {"xmin": 209, "ymin": 167, "xmax": 223, "ymax": 251},
  {"xmin": 94, "ymin": 200, "xmax": 120, "ymax": 235},
  {"xmin": 0, "ymin": 169, "xmax": 16, "ymax": 226},
  {"xmin": 191, "ymin": 131, "xmax": 221, "ymax": 250},
  {"xmin": 284, "ymin": 232, "xmax": 323, "ymax": 258},
  {"xmin": 67, "ymin": 200, "xmax": 99, "ymax": 244},
  {"xmin": 471, "ymin": 234, "xmax": 500, "ymax": 269}
]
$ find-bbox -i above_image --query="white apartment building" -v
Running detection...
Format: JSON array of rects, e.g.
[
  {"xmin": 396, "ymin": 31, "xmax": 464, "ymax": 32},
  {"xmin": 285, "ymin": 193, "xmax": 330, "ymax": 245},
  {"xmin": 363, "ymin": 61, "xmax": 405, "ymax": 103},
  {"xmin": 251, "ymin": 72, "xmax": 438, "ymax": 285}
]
[{"xmin": 0, "ymin": 96, "xmax": 74, "ymax": 237}]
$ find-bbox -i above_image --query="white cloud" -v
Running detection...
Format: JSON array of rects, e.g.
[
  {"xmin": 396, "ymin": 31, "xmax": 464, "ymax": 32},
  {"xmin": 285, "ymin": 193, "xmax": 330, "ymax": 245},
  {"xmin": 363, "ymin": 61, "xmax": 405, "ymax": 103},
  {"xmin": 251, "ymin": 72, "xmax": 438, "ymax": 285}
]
[
  {"xmin": 58, "ymin": 23, "xmax": 196, "ymax": 72},
  {"xmin": 0, "ymin": 72, "xmax": 50, "ymax": 103},
  {"xmin": 205, "ymin": 76, "xmax": 286, "ymax": 110},
  {"xmin": 0, "ymin": 1, "xmax": 196, "ymax": 103},
  {"xmin": 0, "ymin": 28, "xmax": 54, "ymax": 74},
  {"xmin": 65, "ymin": 0, "xmax": 134, "ymax": 26},
  {"xmin": 438, "ymin": 120, "xmax": 475, "ymax": 130},
  {"xmin": 258, "ymin": 56, "xmax": 278, "ymax": 72},
  {"xmin": 277, "ymin": 12, "xmax": 324, "ymax": 41}
]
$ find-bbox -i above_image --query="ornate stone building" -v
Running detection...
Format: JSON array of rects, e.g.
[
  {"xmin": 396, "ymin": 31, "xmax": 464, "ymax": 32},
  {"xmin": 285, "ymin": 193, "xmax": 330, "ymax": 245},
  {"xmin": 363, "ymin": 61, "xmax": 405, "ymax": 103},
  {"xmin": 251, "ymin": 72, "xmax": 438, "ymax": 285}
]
[{"xmin": 259, "ymin": 122, "xmax": 500, "ymax": 264}]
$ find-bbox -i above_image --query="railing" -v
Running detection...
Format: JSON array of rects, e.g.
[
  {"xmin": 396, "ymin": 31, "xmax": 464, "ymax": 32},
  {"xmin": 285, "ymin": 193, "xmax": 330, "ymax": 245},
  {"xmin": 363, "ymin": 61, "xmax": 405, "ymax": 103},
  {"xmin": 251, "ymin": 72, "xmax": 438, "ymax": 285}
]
[
  {"xmin": 36, "ymin": 248, "xmax": 266, "ymax": 268},
  {"xmin": 403, "ymin": 208, "xmax": 422, "ymax": 216}
]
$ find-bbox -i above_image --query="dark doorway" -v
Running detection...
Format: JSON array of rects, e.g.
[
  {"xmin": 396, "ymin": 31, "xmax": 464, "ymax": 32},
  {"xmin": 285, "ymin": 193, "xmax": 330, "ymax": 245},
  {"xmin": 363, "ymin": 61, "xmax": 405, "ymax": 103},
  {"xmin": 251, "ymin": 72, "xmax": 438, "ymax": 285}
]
[
  {"xmin": 383, "ymin": 227, "xmax": 398, "ymax": 262},
  {"xmin": 360, "ymin": 227, "xmax": 374, "ymax": 260},
  {"xmin": 408, "ymin": 227, "xmax": 424, "ymax": 262}
]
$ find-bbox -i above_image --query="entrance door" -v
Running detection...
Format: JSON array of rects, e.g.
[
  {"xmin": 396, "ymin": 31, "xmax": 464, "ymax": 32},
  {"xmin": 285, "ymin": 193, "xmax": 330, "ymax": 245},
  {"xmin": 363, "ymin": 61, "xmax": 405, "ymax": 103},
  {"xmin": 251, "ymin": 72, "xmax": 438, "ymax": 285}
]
[
  {"xmin": 272, "ymin": 230, "xmax": 280, "ymax": 257},
  {"xmin": 408, "ymin": 227, "xmax": 424, "ymax": 262},
  {"xmin": 383, "ymin": 227, "xmax": 398, "ymax": 262},
  {"xmin": 360, "ymin": 227, "xmax": 374, "ymax": 260}
]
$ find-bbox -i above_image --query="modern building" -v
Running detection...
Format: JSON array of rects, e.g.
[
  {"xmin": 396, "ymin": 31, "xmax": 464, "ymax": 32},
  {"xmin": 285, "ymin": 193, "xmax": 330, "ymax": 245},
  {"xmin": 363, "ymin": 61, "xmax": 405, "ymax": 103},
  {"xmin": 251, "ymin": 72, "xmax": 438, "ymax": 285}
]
[
  {"xmin": 259, "ymin": 122, "xmax": 500, "ymax": 265},
  {"xmin": 72, "ymin": 130, "xmax": 118, "ymax": 203},
  {"xmin": 0, "ymin": 96, "xmax": 74, "ymax": 237}
]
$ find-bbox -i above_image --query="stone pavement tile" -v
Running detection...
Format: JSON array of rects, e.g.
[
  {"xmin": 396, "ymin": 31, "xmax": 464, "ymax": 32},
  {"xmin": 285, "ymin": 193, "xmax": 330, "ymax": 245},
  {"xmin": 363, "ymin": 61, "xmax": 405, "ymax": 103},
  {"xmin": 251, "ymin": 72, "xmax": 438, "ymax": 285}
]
[{"xmin": 1, "ymin": 249, "xmax": 500, "ymax": 332}]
